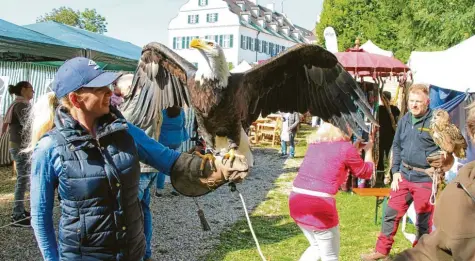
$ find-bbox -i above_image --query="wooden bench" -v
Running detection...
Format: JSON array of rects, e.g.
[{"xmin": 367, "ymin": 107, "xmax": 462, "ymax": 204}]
[{"xmin": 352, "ymin": 188, "xmax": 391, "ymax": 224}]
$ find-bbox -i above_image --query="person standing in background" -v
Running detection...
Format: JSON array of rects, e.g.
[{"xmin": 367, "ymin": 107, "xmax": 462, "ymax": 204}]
[
  {"xmin": 377, "ymin": 91, "xmax": 400, "ymax": 186},
  {"xmin": 2, "ymin": 81, "xmax": 34, "ymax": 227},
  {"xmin": 155, "ymin": 105, "xmax": 190, "ymax": 197}
]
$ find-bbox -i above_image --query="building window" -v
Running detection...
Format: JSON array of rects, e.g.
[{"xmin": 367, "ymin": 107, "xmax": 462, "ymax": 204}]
[
  {"xmin": 275, "ymin": 44, "xmax": 280, "ymax": 54},
  {"xmin": 173, "ymin": 37, "xmax": 184, "ymax": 50},
  {"xmin": 207, "ymin": 13, "xmax": 218, "ymax": 23},
  {"xmin": 198, "ymin": 0, "xmax": 208, "ymax": 6},
  {"xmin": 188, "ymin": 15, "xmax": 199, "ymax": 24},
  {"xmin": 246, "ymin": 36, "xmax": 252, "ymax": 50},
  {"xmin": 250, "ymin": 38, "xmax": 255, "ymax": 51},
  {"xmin": 282, "ymin": 46, "xmax": 286, "ymax": 52},
  {"xmin": 262, "ymin": 40, "xmax": 267, "ymax": 54},
  {"xmin": 222, "ymin": 35, "xmax": 233, "ymax": 48},
  {"xmin": 241, "ymin": 35, "xmax": 247, "ymax": 50}
]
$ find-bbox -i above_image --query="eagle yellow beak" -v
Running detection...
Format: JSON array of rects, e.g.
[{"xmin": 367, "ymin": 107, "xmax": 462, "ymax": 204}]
[{"xmin": 190, "ymin": 38, "xmax": 207, "ymax": 50}]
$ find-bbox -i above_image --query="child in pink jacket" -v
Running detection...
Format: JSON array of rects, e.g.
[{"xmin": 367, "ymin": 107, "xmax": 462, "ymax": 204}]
[{"xmin": 289, "ymin": 122, "xmax": 374, "ymax": 260}]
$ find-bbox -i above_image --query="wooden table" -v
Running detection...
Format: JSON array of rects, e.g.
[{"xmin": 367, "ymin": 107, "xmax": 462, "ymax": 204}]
[{"xmin": 352, "ymin": 188, "xmax": 391, "ymax": 224}]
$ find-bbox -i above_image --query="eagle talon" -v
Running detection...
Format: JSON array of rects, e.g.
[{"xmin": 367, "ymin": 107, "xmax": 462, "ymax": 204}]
[
  {"xmin": 193, "ymin": 151, "xmax": 216, "ymax": 172},
  {"xmin": 222, "ymin": 148, "xmax": 236, "ymax": 168}
]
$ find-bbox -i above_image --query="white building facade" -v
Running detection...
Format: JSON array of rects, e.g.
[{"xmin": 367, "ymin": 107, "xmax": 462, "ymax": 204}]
[{"xmin": 168, "ymin": 0, "xmax": 316, "ymax": 69}]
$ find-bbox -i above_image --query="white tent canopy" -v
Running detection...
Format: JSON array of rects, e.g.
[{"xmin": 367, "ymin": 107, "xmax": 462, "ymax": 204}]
[
  {"xmin": 360, "ymin": 40, "xmax": 394, "ymax": 57},
  {"xmin": 408, "ymin": 36, "xmax": 475, "ymax": 93},
  {"xmin": 231, "ymin": 60, "xmax": 252, "ymax": 73}
]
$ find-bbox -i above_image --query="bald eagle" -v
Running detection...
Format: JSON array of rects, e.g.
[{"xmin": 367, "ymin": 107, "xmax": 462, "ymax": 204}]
[{"xmin": 122, "ymin": 39, "xmax": 376, "ymax": 166}]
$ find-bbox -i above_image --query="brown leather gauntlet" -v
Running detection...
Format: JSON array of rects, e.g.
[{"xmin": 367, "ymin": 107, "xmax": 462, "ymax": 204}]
[{"xmin": 170, "ymin": 153, "xmax": 249, "ymax": 197}]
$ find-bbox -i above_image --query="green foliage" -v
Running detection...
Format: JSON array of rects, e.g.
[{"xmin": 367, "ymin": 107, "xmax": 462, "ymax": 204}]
[
  {"xmin": 316, "ymin": 0, "xmax": 475, "ymax": 62},
  {"xmin": 228, "ymin": 62, "xmax": 235, "ymax": 71},
  {"xmin": 37, "ymin": 7, "xmax": 108, "ymax": 34}
]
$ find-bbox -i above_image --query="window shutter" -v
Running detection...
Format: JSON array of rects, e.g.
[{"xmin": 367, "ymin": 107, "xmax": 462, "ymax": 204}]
[
  {"xmin": 215, "ymin": 13, "xmax": 219, "ymax": 22},
  {"xmin": 196, "ymin": 15, "xmax": 199, "ymax": 23},
  {"xmin": 219, "ymin": 35, "xmax": 223, "ymax": 46},
  {"xmin": 255, "ymin": 39, "xmax": 260, "ymax": 52},
  {"xmin": 215, "ymin": 35, "xmax": 219, "ymax": 43},
  {"xmin": 182, "ymin": 37, "xmax": 185, "ymax": 49},
  {"xmin": 206, "ymin": 0, "xmax": 208, "ymax": 5},
  {"xmin": 188, "ymin": 16, "xmax": 191, "ymax": 24},
  {"xmin": 173, "ymin": 37, "xmax": 177, "ymax": 49},
  {"xmin": 207, "ymin": 14, "xmax": 210, "ymax": 22},
  {"xmin": 230, "ymin": 34, "xmax": 233, "ymax": 48}
]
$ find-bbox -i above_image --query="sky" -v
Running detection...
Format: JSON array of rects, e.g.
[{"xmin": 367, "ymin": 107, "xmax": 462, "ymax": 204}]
[{"xmin": 0, "ymin": 0, "xmax": 322, "ymax": 48}]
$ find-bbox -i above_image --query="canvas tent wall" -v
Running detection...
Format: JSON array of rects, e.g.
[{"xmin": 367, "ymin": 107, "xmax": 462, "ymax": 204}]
[
  {"xmin": 408, "ymin": 36, "xmax": 475, "ymax": 93},
  {"xmin": 25, "ymin": 21, "xmax": 142, "ymax": 71}
]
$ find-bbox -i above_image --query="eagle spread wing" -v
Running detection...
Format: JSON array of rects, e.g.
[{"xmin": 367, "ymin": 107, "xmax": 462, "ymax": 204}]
[
  {"xmin": 121, "ymin": 42, "xmax": 195, "ymax": 129},
  {"xmin": 124, "ymin": 42, "xmax": 376, "ymax": 137},
  {"xmin": 235, "ymin": 44, "xmax": 376, "ymax": 134}
]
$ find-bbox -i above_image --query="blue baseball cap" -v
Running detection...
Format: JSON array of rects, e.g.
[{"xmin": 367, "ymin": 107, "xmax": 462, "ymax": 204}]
[{"xmin": 53, "ymin": 57, "xmax": 121, "ymax": 98}]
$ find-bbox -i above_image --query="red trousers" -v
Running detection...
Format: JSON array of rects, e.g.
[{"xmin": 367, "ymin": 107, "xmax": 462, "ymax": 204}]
[{"xmin": 375, "ymin": 177, "xmax": 434, "ymax": 255}]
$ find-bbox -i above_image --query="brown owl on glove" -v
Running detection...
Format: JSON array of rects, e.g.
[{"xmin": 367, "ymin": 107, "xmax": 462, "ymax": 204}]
[{"xmin": 429, "ymin": 109, "xmax": 467, "ymax": 160}]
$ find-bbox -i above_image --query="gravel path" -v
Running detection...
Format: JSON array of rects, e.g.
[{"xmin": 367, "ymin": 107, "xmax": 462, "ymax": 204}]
[{"xmin": 0, "ymin": 147, "xmax": 297, "ymax": 261}]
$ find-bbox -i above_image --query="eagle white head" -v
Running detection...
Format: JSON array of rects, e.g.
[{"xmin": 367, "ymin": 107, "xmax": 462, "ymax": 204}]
[{"xmin": 190, "ymin": 38, "xmax": 230, "ymax": 88}]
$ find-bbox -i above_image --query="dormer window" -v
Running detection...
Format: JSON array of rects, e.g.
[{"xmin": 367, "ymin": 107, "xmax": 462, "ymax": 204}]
[
  {"xmin": 268, "ymin": 22, "xmax": 277, "ymax": 31},
  {"xmin": 236, "ymin": 1, "xmax": 245, "ymax": 11},
  {"xmin": 277, "ymin": 17, "xmax": 284, "ymax": 26},
  {"xmin": 240, "ymin": 11, "xmax": 251, "ymax": 23},
  {"xmin": 207, "ymin": 13, "xmax": 218, "ymax": 23},
  {"xmin": 251, "ymin": 7, "xmax": 259, "ymax": 17},
  {"xmin": 281, "ymin": 26, "xmax": 289, "ymax": 35},
  {"xmin": 264, "ymin": 12, "xmax": 272, "ymax": 22},
  {"xmin": 257, "ymin": 17, "xmax": 265, "ymax": 27},
  {"xmin": 188, "ymin": 15, "xmax": 199, "ymax": 24},
  {"xmin": 292, "ymin": 30, "xmax": 301, "ymax": 40},
  {"xmin": 198, "ymin": 0, "xmax": 208, "ymax": 6}
]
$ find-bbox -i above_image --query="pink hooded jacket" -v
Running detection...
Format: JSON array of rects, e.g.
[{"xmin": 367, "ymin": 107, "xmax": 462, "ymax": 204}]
[{"xmin": 289, "ymin": 141, "xmax": 373, "ymax": 230}]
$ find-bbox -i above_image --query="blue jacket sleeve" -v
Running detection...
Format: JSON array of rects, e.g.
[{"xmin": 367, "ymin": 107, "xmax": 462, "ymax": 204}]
[
  {"xmin": 127, "ymin": 123, "xmax": 180, "ymax": 174},
  {"xmin": 30, "ymin": 137, "xmax": 59, "ymax": 261},
  {"xmin": 391, "ymin": 117, "xmax": 404, "ymax": 174}
]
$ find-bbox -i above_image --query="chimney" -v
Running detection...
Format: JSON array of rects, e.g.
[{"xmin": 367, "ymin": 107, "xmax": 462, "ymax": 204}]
[
  {"xmin": 251, "ymin": 6, "xmax": 259, "ymax": 17},
  {"xmin": 266, "ymin": 3, "xmax": 274, "ymax": 12},
  {"xmin": 240, "ymin": 11, "xmax": 251, "ymax": 23}
]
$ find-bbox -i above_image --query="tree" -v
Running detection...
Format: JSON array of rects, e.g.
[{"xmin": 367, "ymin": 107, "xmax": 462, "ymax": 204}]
[
  {"xmin": 37, "ymin": 7, "xmax": 108, "ymax": 34},
  {"xmin": 316, "ymin": 0, "xmax": 475, "ymax": 62}
]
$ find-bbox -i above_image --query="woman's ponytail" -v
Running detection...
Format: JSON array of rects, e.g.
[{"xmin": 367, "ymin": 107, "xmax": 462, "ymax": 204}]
[{"xmin": 22, "ymin": 92, "xmax": 58, "ymax": 154}]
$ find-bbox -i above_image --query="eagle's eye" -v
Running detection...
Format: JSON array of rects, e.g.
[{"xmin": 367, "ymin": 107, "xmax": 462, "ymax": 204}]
[{"xmin": 208, "ymin": 42, "xmax": 214, "ymax": 47}]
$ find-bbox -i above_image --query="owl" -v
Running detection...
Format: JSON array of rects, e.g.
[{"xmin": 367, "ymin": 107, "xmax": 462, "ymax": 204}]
[{"xmin": 429, "ymin": 109, "xmax": 467, "ymax": 159}]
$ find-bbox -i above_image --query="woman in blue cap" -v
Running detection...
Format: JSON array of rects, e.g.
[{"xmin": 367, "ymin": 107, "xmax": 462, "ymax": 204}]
[{"xmin": 23, "ymin": 57, "xmax": 248, "ymax": 261}]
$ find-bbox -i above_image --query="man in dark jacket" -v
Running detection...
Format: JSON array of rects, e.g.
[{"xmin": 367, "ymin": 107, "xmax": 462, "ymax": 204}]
[
  {"xmin": 392, "ymin": 102, "xmax": 475, "ymax": 261},
  {"xmin": 361, "ymin": 84, "xmax": 443, "ymax": 260}
]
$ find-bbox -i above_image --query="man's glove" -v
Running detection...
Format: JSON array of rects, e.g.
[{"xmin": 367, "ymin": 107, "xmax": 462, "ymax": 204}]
[
  {"xmin": 170, "ymin": 153, "xmax": 249, "ymax": 197},
  {"xmin": 426, "ymin": 151, "xmax": 454, "ymax": 173}
]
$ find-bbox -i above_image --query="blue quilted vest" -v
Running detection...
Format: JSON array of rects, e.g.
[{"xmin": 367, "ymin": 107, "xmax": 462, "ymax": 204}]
[{"xmin": 50, "ymin": 106, "xmax": 145, "ymax": 260}]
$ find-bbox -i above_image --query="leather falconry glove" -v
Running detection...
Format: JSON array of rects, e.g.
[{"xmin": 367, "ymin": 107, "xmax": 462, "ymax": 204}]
[
  {"xmin": 426, "ymin": 151, "xmax": 455, "ymax": 177},
  {"xmin": 170, "ymin": 153, "xmax": 249, "ymax": 197}
]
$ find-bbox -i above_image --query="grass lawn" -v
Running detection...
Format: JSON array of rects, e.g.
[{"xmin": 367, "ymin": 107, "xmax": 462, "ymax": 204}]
[{"xmin": 204, "ymin": 125, "xmax": 413, "ymax": 261}]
